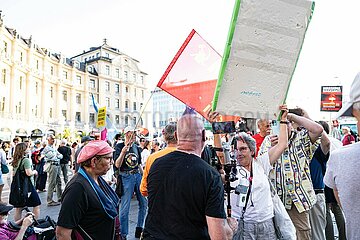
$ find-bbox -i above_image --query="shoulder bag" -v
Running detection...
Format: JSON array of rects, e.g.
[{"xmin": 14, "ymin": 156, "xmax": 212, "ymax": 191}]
[
  {"xmin": 268, "ymin": 179, "xmax": 296, "ymax": 240},
  {"xmin": 1, "ymin": 162, "xmax": 9, "ymax": 174},
  {"xmin": 9, "ymin": 157, "xmax": 32, "ymax": 207}
]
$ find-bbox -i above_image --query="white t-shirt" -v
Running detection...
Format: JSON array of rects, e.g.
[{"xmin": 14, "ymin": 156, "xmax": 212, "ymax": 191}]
[
  {"xmin": 141, "ymin": 148, "xmax": 150, "ymax": 166},
  {"xmin": 229, "ymin": 152, "xmax": 274, "ymax": 222},
  {"xmin": 324, "ymin": 142, "xmax": 360, "ymax": 240}
]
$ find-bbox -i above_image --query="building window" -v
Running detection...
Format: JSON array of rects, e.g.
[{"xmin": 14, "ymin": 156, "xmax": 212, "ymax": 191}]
[
  {"xmin": 3, "ymin": 41, "xmax": 7, "ymax": 54},
  {"xmin": 1, "ymin": 69, "xmax": 6, "ymax": 84},
  {"xmin": 105, "ymin": 65, "xmax": 110, "ymax": 75},
  {"xmin": 125, "ymin": 86, "xmax": 129, "ymax": 93},
  {"xmin": 20, "ymin": 52, "xmax": 23, "ymax": 62},
  {"xmin": 89, "ymin": 113, "xmax": 95, "ymax": 123},
  {"xmin": 50, "ymin": 87, "xmax": 53, "ymax": 98},
  {"xmin": 89, "ymin": 79, "xmax": 95, "ymax": 89},
  {"xmin": 133, "ymin": 102, "xmax": 137, "ymax": 111},
  {"xmin": 105, "ymin": 53, "xmax": 109, "ymax": 58},
  {"xmin": 141, "ymin": 76, "xmax": 144, "ymax": 84},
  {"xmin": 133, "ymin": 117, "xmax": 137, "ymax": 126},
  {"xmin": 35, "ymin": 105, "xmax": 38, "ymax": 117},
  {"xmin": 125, "ymin": 116, "xmax": 129, "ymax": 125},
  {"xmin": 62, "ymin": 110, "xmax": 67, "ymax": 120},
  {"xmin": 76, "ymin": 75, "xmax": 81, "ymax": 85},
  {"xmin": 49, "ymin": 108, "xmax": 53, "ymax": 118},
  {"xmin": 35, "ymin": 82, "xmax": 38, "ymax": 94},
  {"xmin": 116, "ymin": 68, "xmax": 120, "ymax": 78},
  {"xmin": 105, "ymin": 97, "xmax": 110, "ymax": 108},
  {"xmin": 115, "ymin": 99, "xmax": 120, "ymax": 109},
  {"xmin": 0, "ymin": 97, "xmax": 5, "ymax": 111},
  {"xmin": 63, "ymin": 71, "xmax": 68, "ymax": 79},
  {"xmin": 96, "ymin": 53, "xmax": 100, "ymax": 58},
  {"xmin": 19, "ymin": 76, "xmax": 23, "ymax": 90},
  {"xmin": 125, "ymin": 100, "xmax": 129, "ymax": 109},
  {"xmin": 76, "ymin": 94, "xmax": 81, "ymax": 104},
  {"xmin": 133, "ymin": 73, "xmax": 136, "ymax": 82},
  {"xmin": 115, "ymin": 83, "xmax": 119, "ymax": 93},
  {"xmin": 36, "ymin": 60, "xmax": 39, "ymax": 69},
  {"xmin": 115, "ymin": 115, "xmax": 120, "ymax": 124},
  {"xmin": 63, "ymin": 91, "xmax": 67, "ymax": 101},
  {"xmin": 124, "ymin": 71, "xmax": 128, "ymax": 80},
  {"xmin": 50, "ymin": 66, "xmax": 54, "ymax": 75},
  {"xmin": 140, "ymin": 103, "xmax": 143, "ymax": 109},
  {"xmin": 76, "ymin": 112, "xmax": 81, "ymax": 122},
  {"xmin": 134, "ymin": 88, "xmax": 137, "ymax": 97},
  {"xmin": 141, "ymin": 90, "xmax": 144, "ymax": 99},
  {"xmin": 105, "ymin": 81, "xmax": 110, "ymax": 91}
]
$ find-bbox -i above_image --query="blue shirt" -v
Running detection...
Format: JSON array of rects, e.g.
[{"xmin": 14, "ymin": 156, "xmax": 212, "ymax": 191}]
[{"xmin": 310, "ymin": 146, "xmax": 328, "ymax": 189}]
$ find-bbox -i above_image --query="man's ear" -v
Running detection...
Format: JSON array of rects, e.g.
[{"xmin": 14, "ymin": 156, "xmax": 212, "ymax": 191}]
[
  {"xmin": 202, "ymin": 129, "xmax": 206, "ymax": 142},
  {"xmin": 174, "ymin": 131, "xmax": 178, "ymax": 141}
]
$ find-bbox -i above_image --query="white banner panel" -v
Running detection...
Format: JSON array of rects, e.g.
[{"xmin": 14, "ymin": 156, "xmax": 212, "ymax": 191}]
[{"xmin": 213, "ymin": 0, "xmax": 314, "ymax": 119}]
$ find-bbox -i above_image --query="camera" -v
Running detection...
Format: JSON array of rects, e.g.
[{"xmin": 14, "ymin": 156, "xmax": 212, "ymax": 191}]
[{"xmin": 234, "ymin": 177, "xmax": 250, "ymax": 207}]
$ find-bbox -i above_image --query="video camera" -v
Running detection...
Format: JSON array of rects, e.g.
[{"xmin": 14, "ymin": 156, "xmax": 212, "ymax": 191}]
[{"xmin": 211, "ymin": 121, "xmax": 238, "ymax": 217}]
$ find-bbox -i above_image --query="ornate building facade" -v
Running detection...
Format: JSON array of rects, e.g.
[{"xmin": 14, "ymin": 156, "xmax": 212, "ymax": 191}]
[{"xmin": 0, "ymin": 14, "xmax": 149, "ymax": 142}]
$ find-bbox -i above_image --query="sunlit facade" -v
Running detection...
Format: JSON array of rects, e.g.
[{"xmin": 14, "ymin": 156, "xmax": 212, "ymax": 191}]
[{"xmin": 0, "ymin": 15, "xmax": 148, "ymax": 141}]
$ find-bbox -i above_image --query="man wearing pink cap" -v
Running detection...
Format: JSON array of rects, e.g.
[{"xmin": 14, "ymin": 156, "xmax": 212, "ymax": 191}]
[{"xmin": 56, "ymin": 140, "xmax": 120, "ymax": 240}]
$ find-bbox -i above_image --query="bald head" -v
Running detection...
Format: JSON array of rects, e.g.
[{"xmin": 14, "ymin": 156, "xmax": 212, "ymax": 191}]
[{"xmin": 176, "ymin": 114, "xmax": 205, "ymax": 156}]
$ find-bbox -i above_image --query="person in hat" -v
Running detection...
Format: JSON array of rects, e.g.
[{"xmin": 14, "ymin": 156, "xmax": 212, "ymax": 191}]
[
  {"xmin": 56, "ymin": 140, "xmax": 120, "ymax": 240},
  {"xmin": 324, "ymin": 72, "xmax": 360, "ymax": 240},
  {"xmin": 74, "ymin": 136, "xmax": 94, "ymax": 173},
  {"xmin": 114, "ymin": 126, "xmax": 147, "ymax": 239},
  {"xmin": 41, "ymin": 134, "xmax": 63, "ymax": 206},
  {"xmin": 0, "ymin": 203, "xmax": 36, "ymax": 240}
]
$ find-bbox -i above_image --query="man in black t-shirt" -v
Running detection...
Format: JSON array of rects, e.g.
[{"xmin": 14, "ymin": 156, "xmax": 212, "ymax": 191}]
[
  {"xmin": 58, "ymin": 139, "xmax": 72, "ymax": 184},
  {"xmin": 114, "ymin": 126, "xmax": 147, "ymax": 239},
  {"xmin": 143, "ymin": 112, "xmax": 234, "ymax": 240}
]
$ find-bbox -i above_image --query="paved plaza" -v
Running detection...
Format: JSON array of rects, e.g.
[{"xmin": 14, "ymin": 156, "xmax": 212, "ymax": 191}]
[{"xmin": 2, "ymin": 170, "xmax": 141, "ymax": 240}]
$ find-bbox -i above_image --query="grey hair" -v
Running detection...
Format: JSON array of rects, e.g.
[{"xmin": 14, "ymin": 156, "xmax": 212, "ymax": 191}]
[
  {"xmin": 235, "ymin": 132, "xmax": 256, "ymax": 155},
  {"xmin": 163, "ymin": 122, "xmax": 177, "ymax": 144}
]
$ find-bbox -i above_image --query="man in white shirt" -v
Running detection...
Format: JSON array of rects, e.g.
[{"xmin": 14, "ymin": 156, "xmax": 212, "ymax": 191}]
[{"xmin": 324, "ymin": 72, "xmax": 360, "ymax": 240}]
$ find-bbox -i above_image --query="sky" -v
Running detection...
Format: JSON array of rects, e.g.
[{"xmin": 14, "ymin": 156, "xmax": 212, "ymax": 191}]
[{"xmin": 2, "ymin": 0, "xmax": 360, "ymax": 121}]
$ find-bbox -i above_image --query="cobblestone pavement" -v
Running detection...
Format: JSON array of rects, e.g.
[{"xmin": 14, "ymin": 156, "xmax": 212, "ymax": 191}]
[{"xmin": 2, "ymin": 169, "xmax": 142, "ymax": 240}]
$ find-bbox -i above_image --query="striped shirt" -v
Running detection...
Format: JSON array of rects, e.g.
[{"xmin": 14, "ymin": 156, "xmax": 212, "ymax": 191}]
[{"xmin": 259, "ymin": 129, "xmax": 318, "ymax": 213}]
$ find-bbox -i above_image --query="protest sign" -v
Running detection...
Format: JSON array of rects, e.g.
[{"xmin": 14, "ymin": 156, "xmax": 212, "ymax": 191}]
[{"xmin": 212, "ymin": 0, "xmax": 315, "ymax": 119}]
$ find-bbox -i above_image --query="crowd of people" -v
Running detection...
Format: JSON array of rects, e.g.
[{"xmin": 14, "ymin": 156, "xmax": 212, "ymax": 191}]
[{"xmin": 0, "ymin": 74, "xmax": 359, "ymax": 240}]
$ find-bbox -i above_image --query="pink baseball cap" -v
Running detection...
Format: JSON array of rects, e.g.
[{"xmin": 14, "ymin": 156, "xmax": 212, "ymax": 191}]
[{"xmin": 77, "ymin": 140, "xmax": 114, "ymax": 163}]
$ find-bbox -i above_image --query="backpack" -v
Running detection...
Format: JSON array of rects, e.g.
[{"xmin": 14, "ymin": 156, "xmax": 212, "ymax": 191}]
[{"xmin": 31, "ymin": 150, "xmax": 41, "ymax": 164}]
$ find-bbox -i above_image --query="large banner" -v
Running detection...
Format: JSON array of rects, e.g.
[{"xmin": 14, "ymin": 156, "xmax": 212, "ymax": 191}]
[
  {"xmin": 320, "ymin": 86, "xmax": 342, "ymax": 112},
  {"xmin": 157, "ymin": 29, "xmax": 239, "ymax": 122},
  {"xmin": 212, "ymin": 0, "xmax": 315, "ymax": 119}
]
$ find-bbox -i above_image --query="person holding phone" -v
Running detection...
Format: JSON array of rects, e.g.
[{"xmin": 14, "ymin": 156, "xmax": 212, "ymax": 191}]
[
  {"xmin": 259, "ymin": 106, "xmax": 323, "ymax": 240},
  {"xmin": 114, "ymin": 126, "xmax": 147, "ymax": 239}
]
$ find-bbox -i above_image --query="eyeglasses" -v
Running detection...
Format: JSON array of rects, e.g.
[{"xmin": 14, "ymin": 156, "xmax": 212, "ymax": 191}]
[{"xmin": 140, "ymin": 139, "xmax": 145, "ymax": 142}]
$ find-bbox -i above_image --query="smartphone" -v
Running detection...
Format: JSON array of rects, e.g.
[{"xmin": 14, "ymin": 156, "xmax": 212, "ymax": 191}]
[
  {"xmin": 212, "ymin": 121, "xmax": 236, "ymax": 134},
  {"xmin": 271, "ymin": 120, "xmax": 280, "ymax": 136},
  {"xmin": 288, "ymin": 108, "xmax": 303, "ymax": 116}
]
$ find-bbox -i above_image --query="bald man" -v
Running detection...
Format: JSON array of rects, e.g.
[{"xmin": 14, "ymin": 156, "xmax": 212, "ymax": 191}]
[{"xmin": 142, "ymin": 113, "xmax": 234, "ymax": 240}]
